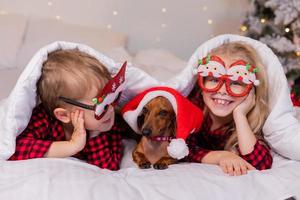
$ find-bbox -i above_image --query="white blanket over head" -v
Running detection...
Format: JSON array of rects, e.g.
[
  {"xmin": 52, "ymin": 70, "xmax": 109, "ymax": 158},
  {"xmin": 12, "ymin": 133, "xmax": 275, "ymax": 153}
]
[
  {"xmin": 167, "ymin": 34, "xmax": 300, "ymax": 160},
  {"xmin": 0, "ymin": 37, "xmax": 300, "ymax": 200},
  {"xmin": 0, "ymin": 41, "xmax": 160, "ymax": 160}
]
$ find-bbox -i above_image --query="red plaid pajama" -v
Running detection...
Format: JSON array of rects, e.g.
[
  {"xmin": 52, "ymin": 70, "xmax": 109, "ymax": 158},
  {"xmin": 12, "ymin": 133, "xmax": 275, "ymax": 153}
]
[{"xmin": 9, "ymin": 104, "xmax": 124, "ymax": 171}]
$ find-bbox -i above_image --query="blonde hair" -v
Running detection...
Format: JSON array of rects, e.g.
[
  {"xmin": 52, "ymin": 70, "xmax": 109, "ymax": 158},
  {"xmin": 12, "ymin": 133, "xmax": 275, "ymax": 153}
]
[
  {"xmin": 37, "ymin": 49, "xmax": 111, "ymax": 115},
  {"xmin": 209, "ymin": 42, "xmax": 269, "ymax": 150}
]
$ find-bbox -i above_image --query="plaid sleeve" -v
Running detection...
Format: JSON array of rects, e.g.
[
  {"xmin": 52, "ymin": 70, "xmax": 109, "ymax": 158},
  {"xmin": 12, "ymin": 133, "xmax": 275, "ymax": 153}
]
[
  {"xmin": 237, "ymin": 140, "xmax": 273, "ymax": 170},
  {"xmin": 185, "ymin": 133, "xmax": 211, "ymax": 163},
  {"xmin": 82, "ymin": 130, "xmax": 123, "ymax": 171},
  {"xmin": 9, "ymin": 137, "xmax": 53, "ymax": 160},
  {"xmin": 9, "ymin": 105, "xmax": 54, "ymax": 160}
]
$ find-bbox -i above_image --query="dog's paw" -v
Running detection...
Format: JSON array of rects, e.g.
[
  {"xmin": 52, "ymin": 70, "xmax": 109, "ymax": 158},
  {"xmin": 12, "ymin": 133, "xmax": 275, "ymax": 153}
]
[
  {"xmin": 138, "ymin": 162, "xmax": 151, "ymax": 169},
  {"xmin": 153, "ymin": 163, "xmax": 168, "ymax": 170}
]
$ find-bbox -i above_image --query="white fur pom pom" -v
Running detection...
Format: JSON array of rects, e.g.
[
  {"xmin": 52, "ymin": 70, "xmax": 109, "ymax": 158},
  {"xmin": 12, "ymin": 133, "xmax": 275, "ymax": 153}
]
[
  {"xmin": 167, "ymin": 138, "xmax": 189, "ymax": 160},
  {"xmin": 254, "ymin": 80, "xmax": 260, "ymax": 86}
]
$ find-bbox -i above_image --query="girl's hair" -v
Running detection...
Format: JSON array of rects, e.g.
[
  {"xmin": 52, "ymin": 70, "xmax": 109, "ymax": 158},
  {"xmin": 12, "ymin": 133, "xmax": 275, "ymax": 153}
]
[
  {"xmin": 209, "ymin": 42, "xmax": 269, "ymax": 150},
  {"xmin": 37, "ymin": 49, "xmax": 111, "ymax": 115}
]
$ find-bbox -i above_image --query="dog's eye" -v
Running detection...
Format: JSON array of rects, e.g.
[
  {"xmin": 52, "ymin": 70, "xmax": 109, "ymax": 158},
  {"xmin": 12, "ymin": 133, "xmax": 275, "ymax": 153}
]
[
  {"xmin": 159, "ymin": 110, "xmax": 167, "ymax": 116},
  {"xmin": 142, "ymin": 107, "xmax": 148, "ymax": 114}
]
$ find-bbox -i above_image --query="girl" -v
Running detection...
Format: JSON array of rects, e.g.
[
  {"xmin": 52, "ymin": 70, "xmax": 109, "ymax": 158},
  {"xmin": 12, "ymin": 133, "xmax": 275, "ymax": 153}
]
[{"xmin": 187, "ymin": 42, "xmax": 272, "ymax": 176}]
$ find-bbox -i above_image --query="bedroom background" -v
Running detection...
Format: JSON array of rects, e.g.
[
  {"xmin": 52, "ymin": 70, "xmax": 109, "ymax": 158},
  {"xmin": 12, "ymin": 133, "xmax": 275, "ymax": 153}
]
[
  {"xmin": 2, "ymin": 0, "xmax": 300, "ymax": 101},
  {"xmin": 0, "ymin": 0, "xmax": 249, "ymax": 100}
]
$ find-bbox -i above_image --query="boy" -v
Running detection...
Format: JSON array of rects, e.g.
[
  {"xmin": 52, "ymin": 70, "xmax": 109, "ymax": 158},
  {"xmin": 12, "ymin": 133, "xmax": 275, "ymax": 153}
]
[{"xmin": 9, "ymin": 49, "xmax": 127, "ymax": 170}]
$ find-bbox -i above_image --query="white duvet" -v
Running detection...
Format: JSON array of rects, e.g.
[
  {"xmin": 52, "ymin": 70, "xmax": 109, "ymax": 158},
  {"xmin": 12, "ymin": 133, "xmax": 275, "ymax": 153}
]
[
  {"xmin": 1, "ymin": 36, "xmax": 300, "ymax": 199},
  {"xmin": 0, "ymin": 140, "xmax": 299, "ymax": 200}
]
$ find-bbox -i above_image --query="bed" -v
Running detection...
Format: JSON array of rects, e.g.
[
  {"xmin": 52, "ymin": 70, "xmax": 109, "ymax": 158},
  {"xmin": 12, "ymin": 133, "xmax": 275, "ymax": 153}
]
[
  {"xmin": 0, "ymin": 15, "xmax": 300, "ymax": 200},
  {"xmin": 0, "ymin": 142, "xmax": 299, "ymax": 200}
]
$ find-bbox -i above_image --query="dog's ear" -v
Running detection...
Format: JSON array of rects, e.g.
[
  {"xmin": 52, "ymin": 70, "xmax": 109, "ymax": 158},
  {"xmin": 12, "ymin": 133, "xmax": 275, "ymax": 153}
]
[
  {"xmin": 137, "ymin": 114, "xmax": 145, "ymax": 130},
  {"xmin": 168, "ymin": 114, "xmax": 177, "ymax": 137}
]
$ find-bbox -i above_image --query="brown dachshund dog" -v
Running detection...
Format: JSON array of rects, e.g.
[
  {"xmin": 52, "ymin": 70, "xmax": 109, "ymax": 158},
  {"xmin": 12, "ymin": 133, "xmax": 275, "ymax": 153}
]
[{"xmin": 132, "ymin": 96, "xmax": 177, "ymax": 170}]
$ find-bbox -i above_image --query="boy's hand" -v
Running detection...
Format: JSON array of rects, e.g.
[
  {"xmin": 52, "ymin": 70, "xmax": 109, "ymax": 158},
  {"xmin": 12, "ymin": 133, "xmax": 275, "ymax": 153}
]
[
  {"xmin": 70, "ymin": 110, "xmax": 87, "ymax": 154},
  {"xmin": 233, "ymin": 89, "xmax": 255, "ymax": 117},
  {"xmin": 219, "ymin": 151, "xmax": 255, "ymax": 176}
]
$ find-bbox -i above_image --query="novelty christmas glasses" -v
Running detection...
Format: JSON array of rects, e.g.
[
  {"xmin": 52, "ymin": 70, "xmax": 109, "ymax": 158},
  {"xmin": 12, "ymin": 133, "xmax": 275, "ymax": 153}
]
[
  {"xmin": 194, "ymin": 55, "xmax": 259, "ymax": 97},
  {"xmin": 59, "ymin": 61, "xmax": 127, "ymax": 120}
]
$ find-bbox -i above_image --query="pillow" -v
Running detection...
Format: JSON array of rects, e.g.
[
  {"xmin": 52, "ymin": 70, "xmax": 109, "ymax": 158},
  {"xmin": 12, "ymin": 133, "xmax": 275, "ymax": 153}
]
[
  {"xmin": 0, "ymin": 14, "xmax": 27, "ymax": 69},
  {"xmin": 0, "ymin": 41, "xmax": 159, "ymax": 160},
  {"xmin": 104, "ymin": 46, "xmax": 133, "ymax": 63},
  {"xmin": 16, "ymin": 17, "xmax": 127, "ymax": 68},
  {"xmin": 167, "ymin": 34, "xmax": 300, "ymax": 160},
  {"xmin": 0, "ymin": 68, "xmax": 23, "ymax": 100},
  {"xmin": 133, "ymin": 49, "xmax": 186, "ymax": 82}
]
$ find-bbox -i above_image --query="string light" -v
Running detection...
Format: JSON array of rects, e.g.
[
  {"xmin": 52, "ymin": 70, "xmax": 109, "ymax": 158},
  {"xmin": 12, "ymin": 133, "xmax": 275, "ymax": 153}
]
[
  {"xmin": 296, "ymin": 51, "xmax": 300, "ymax": 57},
  {"xmin": 162, "ymin": 8, "xmax": 167, "ymax": 13},
  {"xmin": 113, "ymin": 11, "xmax": 118, "ymax": 16},
  {"xmin": 55, "ymin": 15, "xmax": 61, "ymax": 20},
  {"xmin": 260, "ymin": 18, "xmax": 266, "ymax": 23},
  {"xmin": 0, "ymin": 10, "xmax": 7, "ymax": 15},
  {"xmin": 208, "ymin": 19, "xmax": 213, "ymax": 25},
  {"xmin": 107, "ymin": 24, "xmax": 112, "ymax": 29},
  {"xmin": 48, "ymin": 2, "xmax": 53, "ymax": 6},
  {"xmin": 240, "ymin": 25, "xmax": 248, "ymax": 32},
  {"xmin": 285, "ymin": 27, "xmax": 290, "ymax": 33},
  {"xmin": 203, "ymin": 6, "xmax": 208, "ymax": 11},
  {"xmin": 161, "ymin": 23, "xmax": 166, "ymax": 28}
]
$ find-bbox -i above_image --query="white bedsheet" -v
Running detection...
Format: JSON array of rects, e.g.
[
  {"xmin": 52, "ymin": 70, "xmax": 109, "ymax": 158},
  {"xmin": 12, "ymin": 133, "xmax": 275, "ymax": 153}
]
[{"xmin": 0, "ymin": 139, "xmax": 299, "ymax": 200}]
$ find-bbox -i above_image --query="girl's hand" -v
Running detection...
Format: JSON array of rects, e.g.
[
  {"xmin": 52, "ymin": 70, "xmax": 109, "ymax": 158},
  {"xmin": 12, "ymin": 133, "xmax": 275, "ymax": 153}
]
[
  {"xmin": 70, "ymin": 110, "xmax": 87, "ymax": 154},
  {"xmin": 219, "ymin": 151, "xmax": 255, "ymax": 176},
  {"xmin": 233, "ymin": 89, "xmax": 255, "ymax": 117}
]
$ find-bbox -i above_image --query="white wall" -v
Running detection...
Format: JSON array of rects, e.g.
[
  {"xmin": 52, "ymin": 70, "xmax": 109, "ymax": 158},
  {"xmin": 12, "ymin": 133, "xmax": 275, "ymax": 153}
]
[{"xmin": 0, "ymin": 0, "xmax": 249, "ymax": 60}]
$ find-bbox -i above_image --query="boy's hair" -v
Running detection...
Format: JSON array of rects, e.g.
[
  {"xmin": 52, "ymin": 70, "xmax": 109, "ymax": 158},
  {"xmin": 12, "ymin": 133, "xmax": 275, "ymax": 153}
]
[
  {"xmin": 210, "ymin": 42, "xmax": 269, "ymax": 150},
  {"xmin": 37, "ymin": 49, "xmax": 111, "ymax": 115}
]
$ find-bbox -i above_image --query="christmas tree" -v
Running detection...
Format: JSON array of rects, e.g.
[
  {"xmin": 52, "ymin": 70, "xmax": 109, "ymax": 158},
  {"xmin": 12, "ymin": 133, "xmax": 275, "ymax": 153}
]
[{"xmin": 241, "ymin": 0, "xmax": 300, "ymax": 105}]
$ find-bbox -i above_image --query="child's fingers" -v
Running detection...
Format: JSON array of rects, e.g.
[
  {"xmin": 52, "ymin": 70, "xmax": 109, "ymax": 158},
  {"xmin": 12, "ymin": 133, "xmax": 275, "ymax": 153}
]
[
  {"xmin": 240, "ymin": 163, "xmax": 248, "ymax": 175},
  {"xmin": 220, "ymin": 163, "xmax": 228, "ymax": 174},
  {"xmin": 226, "ymin": 163, "xmax": 234, "ymax": 176},
  {"xmin": 73, "ymin": 110, "xmax": 79, "ymax": 124},
  {"xmin": 70, "ymin": 111, "xmax": 77, "ymax": 126},
  {"xmin": 249, "ymin": 87, "xmax": 255, "ymax": 96},
  {"xmin": 77, "ymin": 111, "xmax": 86, "ymax": 134},
  {"xmin": 246, "ymin": 162, "xmax": 255, "ymax": 170},
  {"xmin": 245, "ymin": 88, "xmax": 255, "ymax": 102},
  {"xmin": 233, "ymin": 163, "xmax": 242, "ymax": 176}
]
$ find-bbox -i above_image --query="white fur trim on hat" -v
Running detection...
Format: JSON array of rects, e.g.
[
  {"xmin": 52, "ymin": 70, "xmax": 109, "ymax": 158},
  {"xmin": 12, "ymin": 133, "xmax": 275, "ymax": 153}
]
[{"xmin": 123, "ymin": 90, "xmax": 178, "ymax": 133}]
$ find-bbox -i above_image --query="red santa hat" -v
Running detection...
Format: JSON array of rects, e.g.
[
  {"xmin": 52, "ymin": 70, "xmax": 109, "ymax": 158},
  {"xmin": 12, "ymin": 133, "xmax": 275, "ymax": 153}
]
[{"xmin": 121, "ymin": 86, "xmax": 204, "ymax": 159}]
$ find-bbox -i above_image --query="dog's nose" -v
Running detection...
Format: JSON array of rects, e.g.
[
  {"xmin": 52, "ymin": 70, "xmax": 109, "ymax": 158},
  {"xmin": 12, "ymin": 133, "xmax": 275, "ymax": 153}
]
[{"xmin": 142, "ymin": 128, "xmax": 152, "ymax": 136}]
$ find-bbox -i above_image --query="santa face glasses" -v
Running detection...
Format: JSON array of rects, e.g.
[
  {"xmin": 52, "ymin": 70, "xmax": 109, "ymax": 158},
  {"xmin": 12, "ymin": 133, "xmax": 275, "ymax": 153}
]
[
  {"xmin": 194, "ymin": 55, "xmax": 259, "ymax": 97},
  {"xmin": 59, "ymin": 61, "xmax": 127, "ymax": 120}
]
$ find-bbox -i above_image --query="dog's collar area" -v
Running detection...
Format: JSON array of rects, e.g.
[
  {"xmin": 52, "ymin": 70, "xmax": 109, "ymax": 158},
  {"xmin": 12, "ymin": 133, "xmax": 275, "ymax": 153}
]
[{"xmin": 148, "ymin": 136, "xmax": 175, "ymax": 142}]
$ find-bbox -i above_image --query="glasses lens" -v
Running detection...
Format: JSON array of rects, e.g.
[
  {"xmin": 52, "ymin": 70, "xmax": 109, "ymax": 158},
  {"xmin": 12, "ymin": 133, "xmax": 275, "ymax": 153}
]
[
  {"xmin": 96, "ymin": 105, "xmax": 110, "ymax": 119},
  {"xmin": 227, "ymin": 80, "xmax": 248, "ymax": 95},
  {"xmin": 203, "ymin": 76, "xmax": 221, "ymax": 90}
]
